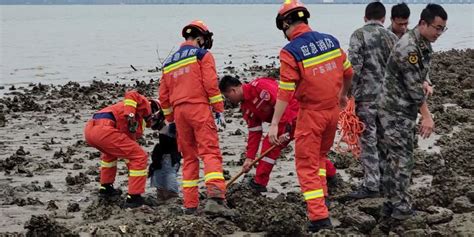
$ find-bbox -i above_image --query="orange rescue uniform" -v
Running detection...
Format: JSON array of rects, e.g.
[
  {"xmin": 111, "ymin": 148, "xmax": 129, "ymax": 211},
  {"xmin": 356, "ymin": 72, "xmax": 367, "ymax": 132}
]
[
  {"xmin": 159, "ymin": 41, "xmax": 225, "ymax": 208},
  {"xmin": 277, "ymin": 24, "xmax": 353, "ymax": 221},
  {"xmin": 84, "ymin": 91, "xmax": 152, "ymax": 195}
]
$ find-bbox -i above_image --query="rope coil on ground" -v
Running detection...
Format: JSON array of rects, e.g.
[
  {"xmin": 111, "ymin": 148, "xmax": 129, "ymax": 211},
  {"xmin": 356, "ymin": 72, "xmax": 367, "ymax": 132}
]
[{"xmin": 336, "ymin": 97, "xmax": 365, "ymax": 158}]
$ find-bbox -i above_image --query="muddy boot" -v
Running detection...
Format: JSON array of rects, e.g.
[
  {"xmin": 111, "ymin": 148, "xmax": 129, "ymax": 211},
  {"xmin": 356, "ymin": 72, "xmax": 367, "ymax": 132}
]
[
  {"xmin": 248, "ymin": 179, "xmax": 267, "ymax": 193},
  {"xmin": 183, "ymin": 207, "xmax": 198, "ymax": 215},
  {"xmin": 391, "ymin": 208, "xmax": 415, "ymax": 220},
  {"xmin": 308, "ymin": 218, "xmax": 333, "ymax": 233},
  {"xmin": 157, "ymin": 188, "xmax": 179, "ymax": 203},
  {"xmin": 347, "ymin": 186, "xmax": 379, "ymax": 199},
  {"xmin": 98, "ymin": 184, "xmax": 122, "ymax": 200},
  {"xmin": 204, "ymin": 198, "xmax": 237, "ymax": 217},
  {"xmin": 124, "ymin": 194, "xmax": 144, "ymax": 209}
]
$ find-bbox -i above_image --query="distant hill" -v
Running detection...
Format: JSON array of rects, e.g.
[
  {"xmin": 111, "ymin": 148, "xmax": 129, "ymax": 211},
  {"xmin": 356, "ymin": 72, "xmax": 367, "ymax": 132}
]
[{"xmin": 1, "ymin": 0, "xmax": 472, "ymax": 4}]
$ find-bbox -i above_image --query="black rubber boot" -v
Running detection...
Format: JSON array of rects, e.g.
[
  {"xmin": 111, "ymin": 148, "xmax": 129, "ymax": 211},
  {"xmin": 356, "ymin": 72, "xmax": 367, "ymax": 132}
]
[
  {"xmin": 347, "ymin": 186, "xmax": 379, "ymax": 199},
  {"xmin": 98, "ymin": 184, "xmax": 122, "ymax": 199},
  {"xmin": 124, "ymin": 194, "xmax": 144, "ymax": 209},
  {"xmin": 308, "ymin": 218, "xmax": 333, "ymax": 233},
  {"xmin": 183, "ymin": 207, "xmax": 198, "ymax": 215},
  {"xmin": 204, "ymin": 198, "xmax": 237, "ymax": 217},
  {"xmin": 248, "ymin": 179, "xmax": 267, "ymax": 193}
]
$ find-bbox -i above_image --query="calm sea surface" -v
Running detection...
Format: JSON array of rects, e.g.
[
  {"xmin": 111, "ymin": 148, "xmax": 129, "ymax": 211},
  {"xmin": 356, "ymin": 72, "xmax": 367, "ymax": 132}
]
[{"xmin": 1, "ymin": 4, "xmax": 473, "ymax": 86}]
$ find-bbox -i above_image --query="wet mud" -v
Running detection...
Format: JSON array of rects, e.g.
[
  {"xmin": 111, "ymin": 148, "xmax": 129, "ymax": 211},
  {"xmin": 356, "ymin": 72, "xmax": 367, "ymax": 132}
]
[{"xmin": 0, "ymin": 50, "xmax": 472, "ymax": 236}]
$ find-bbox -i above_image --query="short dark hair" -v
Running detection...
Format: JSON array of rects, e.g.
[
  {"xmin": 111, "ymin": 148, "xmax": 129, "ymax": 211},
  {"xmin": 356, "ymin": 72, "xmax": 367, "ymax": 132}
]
[
  {"xmin": 365, "ymin": 1, "xmax": 386, "ymax": 20},
  {"xmin": 391, "ymin": 2, "xmax": 410, "ymax": 19},
  {"xmin": 219, "ymin": 75, "xmax": 241, "ymax": 92},
  {"xmin": 420, "ymin": 4, "xmax": 448, "ymax": 24}
]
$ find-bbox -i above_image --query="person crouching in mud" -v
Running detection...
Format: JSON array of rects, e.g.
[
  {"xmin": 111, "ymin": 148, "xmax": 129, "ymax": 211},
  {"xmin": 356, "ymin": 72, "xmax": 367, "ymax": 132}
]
[{"xmin": 84, "ymin": 90, "xmax": 164, "ymax": 208}]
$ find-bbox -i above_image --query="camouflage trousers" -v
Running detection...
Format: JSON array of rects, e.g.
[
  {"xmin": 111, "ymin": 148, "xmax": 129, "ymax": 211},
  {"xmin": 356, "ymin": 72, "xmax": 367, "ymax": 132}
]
[
  {"xmin": 355, "ymin": 101, "xmax": 380, "ymax": 192},
  {"xmin": 377, "ymin": 110, "xmax": 416, "ymax": 216}
]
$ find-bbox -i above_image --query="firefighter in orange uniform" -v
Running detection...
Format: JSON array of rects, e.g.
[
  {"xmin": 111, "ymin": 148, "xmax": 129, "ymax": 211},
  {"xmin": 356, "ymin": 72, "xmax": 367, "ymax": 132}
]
[
  {"xmin": 159, "ymin": 20, "xmax": 231, "ymax": 215},
  {"xmin": 84, "ymin": 90, "xmax": 164, "ymax": 208},
  {"xmin": 268, "ymin": 0, "xmax": 353, "ymax": 232}
]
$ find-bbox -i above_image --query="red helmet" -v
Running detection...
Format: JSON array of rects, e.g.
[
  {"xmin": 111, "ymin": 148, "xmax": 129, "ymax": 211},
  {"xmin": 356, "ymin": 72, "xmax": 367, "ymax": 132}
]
[
  {"xmin": 182, "ymin": 20, "xmax": 214, "ymax": 49},
  {"xmin": 276, "ymin": 0, "xmax": 310, "ymax": 31}
]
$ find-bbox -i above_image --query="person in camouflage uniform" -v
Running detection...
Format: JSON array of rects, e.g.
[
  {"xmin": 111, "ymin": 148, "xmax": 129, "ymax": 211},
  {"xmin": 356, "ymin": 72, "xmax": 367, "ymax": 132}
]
[
  {"xmin": 377, "ymin": 4, "xmax": 447, "ymax": 225},
  {"xmin": 347, "ymin": 2, "xmax": 398, "ymax": 199},
  {"xmin": 388, "ymin": 3, "xmax": 410, "ymax": 39}
]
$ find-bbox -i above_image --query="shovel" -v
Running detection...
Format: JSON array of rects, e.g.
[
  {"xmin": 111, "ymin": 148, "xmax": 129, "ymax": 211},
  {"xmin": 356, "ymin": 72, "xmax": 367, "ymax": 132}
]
[{"xmin": 226, "ymin": 132, "xmax": 290, "ymax": 187}]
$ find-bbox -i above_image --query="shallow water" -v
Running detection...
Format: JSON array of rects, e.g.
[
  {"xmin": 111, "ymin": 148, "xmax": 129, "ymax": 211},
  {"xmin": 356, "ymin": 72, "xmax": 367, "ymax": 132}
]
[{"xmin": 1, "ymin": 4, "xmax": 473, "ymax": 86}]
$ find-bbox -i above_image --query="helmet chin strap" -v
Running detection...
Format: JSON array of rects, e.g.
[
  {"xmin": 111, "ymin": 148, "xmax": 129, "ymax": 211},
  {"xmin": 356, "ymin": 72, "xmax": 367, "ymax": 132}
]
[
  {"xmin": 197, "ymin": 38, "xmax": 205, "ymax": 48},
  {"xmin": 282, "ymin": 24, "xmax": 291, "ymax": 41}
]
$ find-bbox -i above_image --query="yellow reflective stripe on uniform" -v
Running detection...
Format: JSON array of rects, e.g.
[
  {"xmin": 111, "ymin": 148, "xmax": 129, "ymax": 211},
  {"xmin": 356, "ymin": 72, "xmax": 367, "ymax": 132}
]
[
  {"xmin": 100, "ymin": 160, "xmax": 117, "ymax": 168},
  {"xmin": 343, "ymin": 59, "xmax": 352, "ymax": 70},
  {"xmin": 319, "ymin": 169, "xmax": 327, "ymax": 177},
  {"xmin": 278, "ymin": 81, "xmax": 296, "ymax": 91},
  {"xmin": 129, "ymin": 169, "xmax": 147, "ymax": 177},
  {"xmin": 124, "ymin": 99, "xmax": 137, "ymax": 108},
  {"xmin": 303, "ymin": 49, "xmax": 342, "ymax": 68},
  {"xmin": 204, "ymin": 172, "xmax": 224, "ymax": 182},
  {"xmin": 182, "ymin": 179, "xmax": 199, "ymax": 188},
  {"xmin": 303, "ymin": 189, "xmax": 324, "ymax": 201},
  {"xmin": 209, "ymin": 94, "xmax": 224, "ymax": 104},
  {"xmin": 141, "ymin": 119, "xmax": 146, "ymax": 132},
  {"xmin": 163, "ymin": 56, "xmax": 197, "ymax": 74},
  {"xmin": 162, "ymin": 107, "xmax": 173, "ymax": 116}
]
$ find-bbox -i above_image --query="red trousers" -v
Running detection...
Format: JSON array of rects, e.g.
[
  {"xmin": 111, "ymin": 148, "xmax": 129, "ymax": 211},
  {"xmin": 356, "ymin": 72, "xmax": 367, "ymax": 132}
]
[
  {"xmin": 84, "ymin": 119, "xmax": 148, "ymax": 195},
  {"xmin": 254, "ymin": 122, "xmax": 290, "ymax": 187},
  {"xmin": 174, "ymin": 103, "xmax": 226, "ymax": 208},
  {"xmin": 295, "ymin": 106, "xmax": 339, "ymax": 221}
]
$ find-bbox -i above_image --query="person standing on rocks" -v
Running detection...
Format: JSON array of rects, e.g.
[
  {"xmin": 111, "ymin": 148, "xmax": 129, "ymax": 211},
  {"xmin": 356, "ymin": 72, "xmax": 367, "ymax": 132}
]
[
  {"xmin": 377, "ymin": 3, "xmax": 446, "ymax": 226},
  {"xmin": 388, "ymin": 3, "xmax": 434, "ymax": 100},
  {"xmin": 159, "ymin": 20, "xmax": 232, "ymax": 215},
  {"xmin": 84, "ymin": 90, "xmax": 164, "ymax": 208},
  {"xmin": 268, "ymin": 0, "xmax": 353, "ymax": 232},
  {"xmin": 219, "ymin": 75, "xmax": 337, "ymax": 194},
  {"xmin": 346, "ymin": 2, "xmax": 398, "ymax": 200}
]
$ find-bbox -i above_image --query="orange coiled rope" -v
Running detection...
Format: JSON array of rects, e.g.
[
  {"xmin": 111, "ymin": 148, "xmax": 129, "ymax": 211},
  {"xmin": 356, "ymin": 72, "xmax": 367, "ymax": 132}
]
[{"xmin": 336, "ymin": 97, "xmax": 365, "ymax": 158}]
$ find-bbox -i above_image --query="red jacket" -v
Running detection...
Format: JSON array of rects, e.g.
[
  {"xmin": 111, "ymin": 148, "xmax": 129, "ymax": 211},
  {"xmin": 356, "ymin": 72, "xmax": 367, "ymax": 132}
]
[
  {"xmin": 97, "ymin": 90, "xmax": 151, "ymax": 140},
  {"xmin": 241, "ymin": 77, "xmax": 299, "ymax": 159},
  {"xmin": 159, "ymin": 41, "xmax": 224, "ymax": 122},
  {"xmin": 277, "ymin": 24, "xmax": 353, "ymax": 111}
]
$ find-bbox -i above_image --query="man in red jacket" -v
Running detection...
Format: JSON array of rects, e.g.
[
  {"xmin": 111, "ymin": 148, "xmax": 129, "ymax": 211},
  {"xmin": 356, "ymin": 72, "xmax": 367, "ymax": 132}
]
[
  {"xmin": 159, "ymin": 20, "xmax": 230, "ymax": 215},
  {"xmin": 219, "ymin": 76, "xmax": 337, "ymax": 194},
  {"xmin": 84, "ymin": 90, "xmax": 164, "ymax": 208}
]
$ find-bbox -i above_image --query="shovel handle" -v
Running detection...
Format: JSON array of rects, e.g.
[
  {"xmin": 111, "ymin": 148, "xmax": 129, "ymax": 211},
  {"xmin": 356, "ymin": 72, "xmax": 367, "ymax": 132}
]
[{"xmin": 226, "ymin": 144, "xmax": 278, "ymax": 187}]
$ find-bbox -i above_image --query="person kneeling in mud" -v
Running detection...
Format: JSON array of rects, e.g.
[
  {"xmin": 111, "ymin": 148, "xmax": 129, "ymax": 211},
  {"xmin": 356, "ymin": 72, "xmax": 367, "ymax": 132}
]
[
  {"xmin": 148, "ymin": 123, "xmax": 181, "ymax": 203},
  {"xmin": 219, "ymin": 76, "xmax": 337, "ymax": 194},
  {"xmin": 84, "ymin": 91, "xmax": 164, "ymax": 208}
]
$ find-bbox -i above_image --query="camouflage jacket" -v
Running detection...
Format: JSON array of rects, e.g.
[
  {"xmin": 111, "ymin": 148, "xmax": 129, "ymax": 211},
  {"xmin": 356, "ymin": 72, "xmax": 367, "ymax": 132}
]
[
  {"xmin": 377, "ymin": 27, "xmax": 433, "ymax": 119},
  {"xmin": 348, "ymin": 21, "xmax": 398, "ymax": 102}
]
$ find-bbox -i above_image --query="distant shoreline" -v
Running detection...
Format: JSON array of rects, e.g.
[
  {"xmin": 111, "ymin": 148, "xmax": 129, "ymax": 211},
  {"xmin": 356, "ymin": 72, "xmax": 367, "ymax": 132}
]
[{"xmin": 1, "ymin": 2, "xmax": 473, "ymax": 5}]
